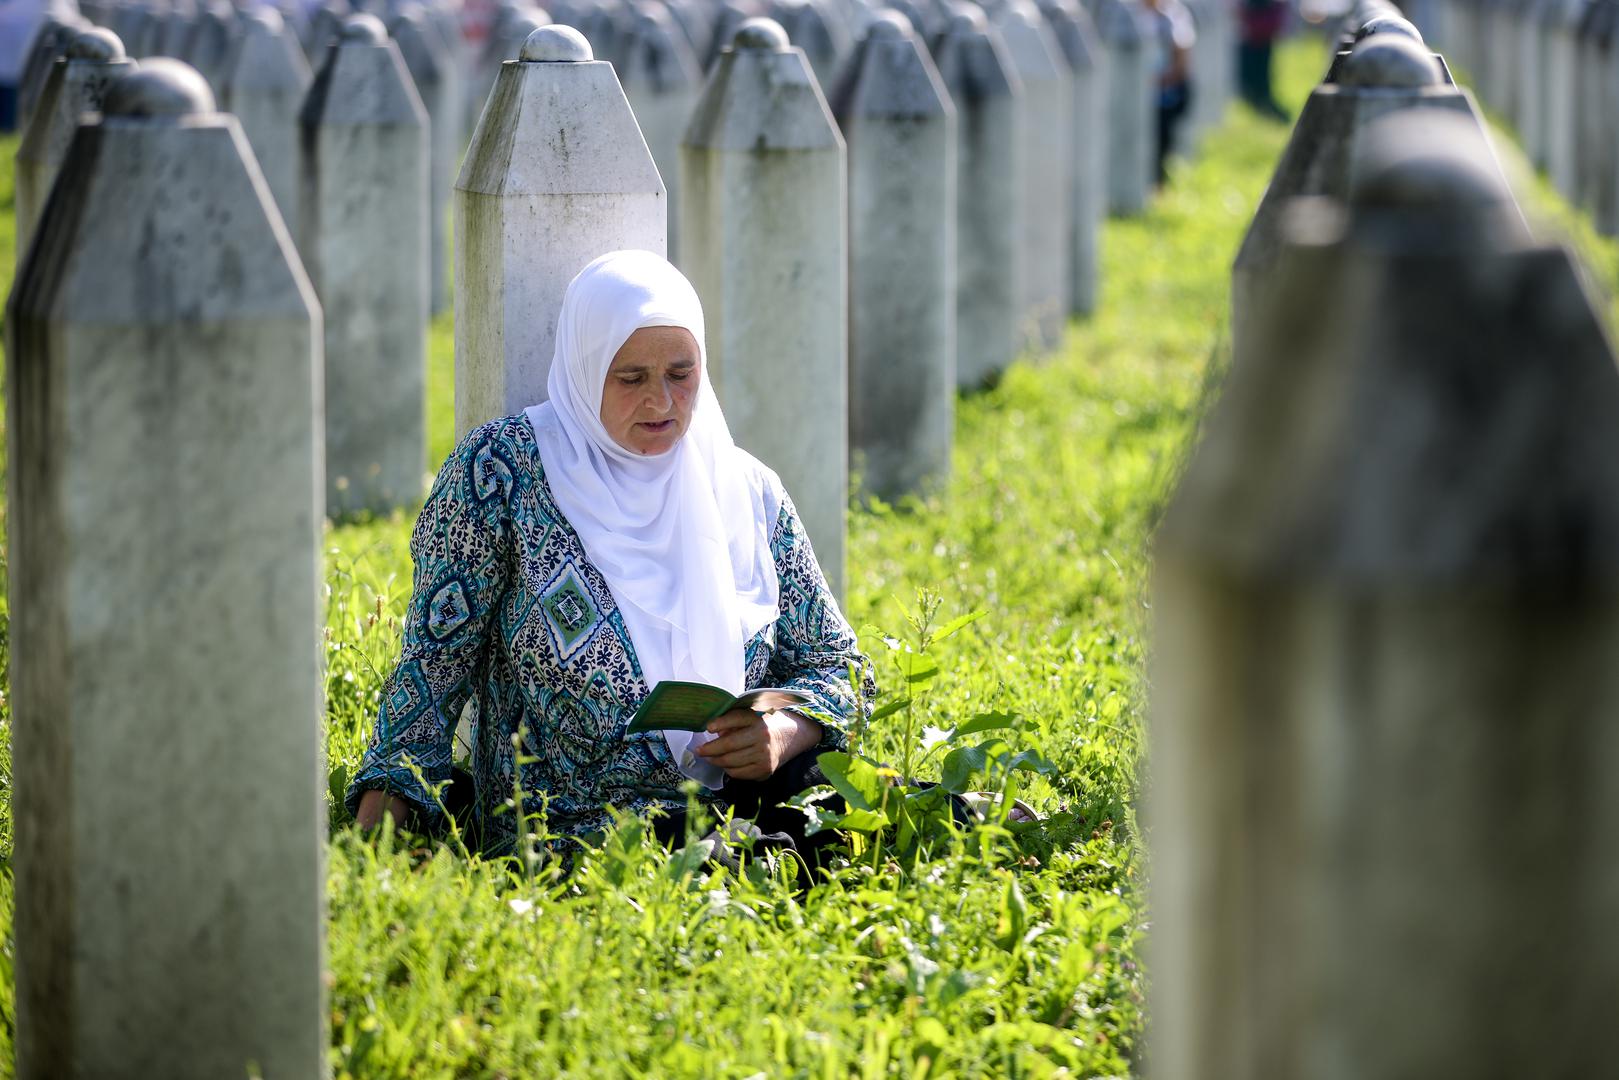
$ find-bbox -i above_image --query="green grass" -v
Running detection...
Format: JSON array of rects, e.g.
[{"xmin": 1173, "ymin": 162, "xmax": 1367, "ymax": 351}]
[{"xmin": 5, "ymin": 37, "xmax": 1613, "ymax": 1077}]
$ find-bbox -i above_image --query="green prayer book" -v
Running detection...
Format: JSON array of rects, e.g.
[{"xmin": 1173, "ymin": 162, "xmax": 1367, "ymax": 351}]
[{"xmin": 626, "ymin": 682, "xmax": 811, "ymax": 734}]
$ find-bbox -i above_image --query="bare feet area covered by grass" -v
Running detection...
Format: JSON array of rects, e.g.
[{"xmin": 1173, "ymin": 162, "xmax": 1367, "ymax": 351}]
[{"xmin": 1, "ymin": 37, "xmax": 1613, "ymax": 1078}]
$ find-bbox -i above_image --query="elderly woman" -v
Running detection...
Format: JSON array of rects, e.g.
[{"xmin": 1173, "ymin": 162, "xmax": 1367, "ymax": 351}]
[{"xmin": 346, "ymin": 251, "xmax": 870, "ymax": 862}]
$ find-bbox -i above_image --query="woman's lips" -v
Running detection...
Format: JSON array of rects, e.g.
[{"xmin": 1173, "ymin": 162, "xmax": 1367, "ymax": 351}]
[{"xmin": 638, "ymin": 419, "xmax": 675, "ymax": 431}]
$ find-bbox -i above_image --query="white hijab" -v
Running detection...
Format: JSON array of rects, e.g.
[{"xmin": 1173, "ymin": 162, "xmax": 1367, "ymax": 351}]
[{"xmin": 525, "ymin": 250, "xmax": 780, "ymax": 788}]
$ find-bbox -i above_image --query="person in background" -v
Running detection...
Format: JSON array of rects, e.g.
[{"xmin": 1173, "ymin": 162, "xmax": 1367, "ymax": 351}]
[
  {"xmin": 1238, "ymin": 0, "xmax": 1290, "ymax": 121},
  {"xmin": 1142, "ymin": 0, "xmax": 1197, "ymax": 185}
]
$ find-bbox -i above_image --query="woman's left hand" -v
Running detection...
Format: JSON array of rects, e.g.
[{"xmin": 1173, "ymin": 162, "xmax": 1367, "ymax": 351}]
[{"xmin": 694, "ymin": 709, "xmax": 821, "ymax": 781}]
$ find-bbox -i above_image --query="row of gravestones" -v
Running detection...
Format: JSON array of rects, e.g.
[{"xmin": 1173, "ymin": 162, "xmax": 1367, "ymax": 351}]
[
  {"xmin": 3, "ymin": 10, "xmax": 1232, "ymax": 1078},
  {"xmin": 13, "ymin": 0, "xmax": 1229, "ymax": 589},
  {"xmin": 1154, "ymin": 4, "xmax": 1618, "ymax": 1076},
  {"xmin": 1429, "ymin": 0, "xmax": 1619, "ymax": 236}
]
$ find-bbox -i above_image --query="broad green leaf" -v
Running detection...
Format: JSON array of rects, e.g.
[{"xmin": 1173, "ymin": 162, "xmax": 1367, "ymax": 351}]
[
  {"xmin": 833, "ymin": 808, "xmax": 888, "ymax": 832},
  {"xmin": 994, "ymin": 874, "xmax": 1029, "ymax": 951},
  {"xmin": 954, "ymin": 711, "xmax": 1018, "ymax": 738},
  {"xmin": 817, "ymin": 751, "xmax": 887, "ymax": 812},
  {"xmin": 939, "ymin": 738, "xmax": 1009, "ymax": 794},
  {"xmin": 930, "ymin": 609, "xmax": 987, "ymax": 643},
  {"xmin": 1004, "ymin": 749, "xmax": 1058, "ymax": 776},
  {"xmin": 662, "ymin": 837, "xmax": 715, "ymax": 883},
  {"xmin": 867, "ymin": 697, "xmax": 913, "ymax": 723},
  {"xmin": 895, "ymin": 651, "xmax": 939, "ymax": 684}
]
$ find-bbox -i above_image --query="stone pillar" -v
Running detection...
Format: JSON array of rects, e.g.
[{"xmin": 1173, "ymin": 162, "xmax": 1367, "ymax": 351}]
[
  {"xmin": 992, "ymin": 0, "xmax": 1069, "ymax": 352},
  {"xmin": 1519, "ymin": 0, "xmax": 1551, "ymax": 167},
  {"xmin": 15, "ymin": 28, "xmax": 134, "ymax": 262},
  {"xmin": 6, "ymin": 59, "xmax": 325, "ymax": 1080},
  {"xmin": 456, "ymin": 25, "xmax": 664, "ymax": 435},
  {"xmin": 182, "ymin": 0, "xmax": 242, "ymax": 95},
  {"xmin": 682, "ymin": 18, "xmax": 848, "ymax": 596},
  {"xmin": 773, "ymin": 0, "xmax": 853, "ymax": 86},
  {"xmin": 619, "ymin": 1, "xmax": 704, "ymax": 263},
  {"xmin": 389, "ymin": 4, "xmax": 455, "ymax": 314},
  {"xmin": 1093, "ymin": 0, "xmax": 1152, "ymax": 214},
  {"xmin": 468, "ymin": 5, "xmax": 550, "ymax": 143},
  {"xmin": 220, "ymin": 8, "xmax": 311, "ymax": 239},
  {"xmin": 832, "ymin": 11, "xmax": 955, "ymax": 501},
  {"xmin": 1230, "ymin": 34, "xmax": 1505, "ymax": 363},
  {"xmin": 1038, "ymin": 0, "xmax": 1105, "ymax": 315},
  {"xmin": 1545, "ymin": 0, "xmax": 1590, "ymax": 200},
  {"xmin": 1152, "ymin": 107, "xmax": 1619, "ymax": 1080},
  {"xmin": 931, "ymin": 2, "xmax": 1023, "ymax": 388},
  {"xmin": 300, "ymin": 14, "xmax": 429, "ymax": 515},
  {"xmin": 16, "ymin": 12, "xmax": 90, "ymax": 134}
]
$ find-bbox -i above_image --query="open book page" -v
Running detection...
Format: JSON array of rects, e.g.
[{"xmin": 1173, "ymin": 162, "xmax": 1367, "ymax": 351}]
[{"xmin": 626, "ymin": 681, "xmax": 812, "ymax": 733}]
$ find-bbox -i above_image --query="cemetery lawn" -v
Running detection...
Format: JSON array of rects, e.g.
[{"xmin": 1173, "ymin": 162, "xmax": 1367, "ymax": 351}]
[{"xmin": 4, "ymin": 38, "xmax": 1618, "ymax": 1077}]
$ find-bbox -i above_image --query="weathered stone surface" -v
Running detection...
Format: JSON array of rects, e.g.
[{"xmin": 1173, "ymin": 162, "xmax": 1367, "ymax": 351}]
[
  {"xmin": 620, "ymin": 1, "xmax": 704, "ymax": 261},
  {"xmin": 389, "ymin": 4, "xmax": 456, "ymax": 313},
  {"xmin": 832, "ymin": 10, "xmax": 956, "ymax": 500},
  {"xmin": 1154, "ymin": 107, "xmax": 1619, "ymax": 1080},
  {"xmin": 6, "ymin": 58, "xmax": 325, "ymax": 1080},
  {"xmin": 1038, "ymin": 0, "xmax": 1105, "ymax": 314},
  {"xmin": 16, "ymin": 12, "xmax": 89, "ymax": 134},
  {"xmin": 456, "ymin": 24, "xmax": 665, "ymax": 436},
  {"xmin": 220, "ymin": 8, "xmax": 311, "ymax": 240},
  {"xmin": 772, "ymin": 0, "xmax": 852, "ymax": 86},
  {"xmin": 1572, "ymin": 0, "xmax": 1619, "ymax": 231},
  {"xmin": 1092, "ymin": 0, "xmax": 1152, "ymax": 214},
  {"xmin": 15, "ymin": 28, "xmax": 133, "ymax": 262},
  {"xmin": 181, "ymin": 0, "xmax": 241, "ymax": 94},
  {"xmin": 931, "ymin": 2, "xmax": 1023, "ymax": 388},
  {"xmin": 300, "ymin": 14, "xmax": 429, "ymax": 515},
  {"xmin": 1544, "ymin": 0, "xmax": 1590, "ymax": 199},
  {"xmin": 682, "ymin": 17, "xmax": 847, "ymax": 597},
  {"xmin": 467, "ymin": 4, "xmax": 551, "ymax": 139},
  {"xmin": 993, "ymin": 0, "xmax": 1069, "ymax": 351},
  {"xmin": 1230, "ymin": 33, "xmax": 1506, "ymax": 362}
]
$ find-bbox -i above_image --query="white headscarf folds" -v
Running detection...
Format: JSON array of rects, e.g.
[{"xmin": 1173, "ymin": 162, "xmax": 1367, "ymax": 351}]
[{"xmin": 525, "ymin": 250, "xmax": 780, "ymax": 788}]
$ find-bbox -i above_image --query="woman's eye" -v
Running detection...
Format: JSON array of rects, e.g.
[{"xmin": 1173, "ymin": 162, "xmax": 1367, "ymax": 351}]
[{"xmin": 670, "ymin": 369, "xmax": 693, "ymax": 381}]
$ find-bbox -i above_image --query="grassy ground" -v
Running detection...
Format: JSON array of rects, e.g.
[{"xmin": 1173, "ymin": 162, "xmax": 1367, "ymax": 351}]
[{"xmin": 3, "ymin": 37, "xmax": 1611, "ymax": 1077}]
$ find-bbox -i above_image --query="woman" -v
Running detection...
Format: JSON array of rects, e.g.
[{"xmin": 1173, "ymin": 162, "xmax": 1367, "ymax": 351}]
[{"xmin": 347, "ymin": 250, "xmax": 871, "ymax": 863}]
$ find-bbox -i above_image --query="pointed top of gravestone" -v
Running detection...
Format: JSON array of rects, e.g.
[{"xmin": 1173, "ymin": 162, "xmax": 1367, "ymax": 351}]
[
  {"xmin": 1340, "ymin": 33, "xmax": 1441, "ymax": 88},
  {"xmin": 244, "ymin": 7, "xmax": 285, "ymax": 35},
  {"xmin": 867, "ymin": 9, "xmax": 915, "ymax": 39},
  {"xmin": 103, "ymin": 58, "xmax": 215, "ymax": 117},
  {"xmin": 943, "ymin": 2, "xmax": 989, "ymax": 33},
  {"xmin": 1355, "ymin": 14, "xmax": 1423, "ymax": 42},
  {"xmin": 68, "ymin": 27, "xmax": 126, "ymax": 62},
  {"xmin": 342, "ymin": 14, "xmax": 389, "ymax": 45},
  {"xmin": 520, "ymin": 24, "xmax": 594, "ymax": 60},
  {"xmin": 731, "ymin": 17, "xmax": 790, "ymax": 50}
]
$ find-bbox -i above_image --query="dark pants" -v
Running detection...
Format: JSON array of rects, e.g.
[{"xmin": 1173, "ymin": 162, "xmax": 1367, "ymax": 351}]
[
  {"xmin": 1238, "ymin": 41, "xmax": 1288, "ymax": 120},
  {"xmin": 1157, "ymin": 81, "xmax": 1193, "ymax": 185}
]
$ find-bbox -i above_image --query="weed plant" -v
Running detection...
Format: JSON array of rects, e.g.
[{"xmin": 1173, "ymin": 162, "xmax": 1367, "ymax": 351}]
[{"xmin": 2, "ymin": 38, "xmax": 1609, "ymax": 1077}]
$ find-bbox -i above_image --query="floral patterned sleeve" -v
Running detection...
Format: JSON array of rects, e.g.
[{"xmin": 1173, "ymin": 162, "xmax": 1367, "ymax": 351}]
[
  {"xmin": 765, "ymin": 492, "xmax": 876, "ymax": 752},
  {"xmin": 343, "ymin": 422, "xmax": 515, "ymax": 828}
]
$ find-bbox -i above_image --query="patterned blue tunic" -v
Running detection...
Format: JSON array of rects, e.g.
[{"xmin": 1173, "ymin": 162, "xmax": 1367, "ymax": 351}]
[{"xmin": 344, "ymin": 415, "xmax": 870, "ymax": 853}]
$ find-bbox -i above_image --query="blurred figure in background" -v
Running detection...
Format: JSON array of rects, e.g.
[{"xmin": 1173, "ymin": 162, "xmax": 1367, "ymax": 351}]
[
  {"xmin": 1143, "ymin": 0, "xmax": 1196, "ymax": 184},
  {"xmin": 1238, "ymin": 0, "xmax": 1290, "ymax": 120}
]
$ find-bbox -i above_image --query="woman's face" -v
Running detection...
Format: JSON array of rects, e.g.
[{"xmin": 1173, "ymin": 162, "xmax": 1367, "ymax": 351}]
[{"xmin": 599, "ymin": 325, "xmax": 701, "ymax": 456}]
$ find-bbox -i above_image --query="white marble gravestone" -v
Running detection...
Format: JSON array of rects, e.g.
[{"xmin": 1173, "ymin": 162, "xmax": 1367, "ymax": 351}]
[
  {"xmin": 681, "ymin": 17, "xmax": 848, "ymax": 597},
  {"xmin": 6, "ymin": 59, "xmax": 326, "ymax": 1080}
]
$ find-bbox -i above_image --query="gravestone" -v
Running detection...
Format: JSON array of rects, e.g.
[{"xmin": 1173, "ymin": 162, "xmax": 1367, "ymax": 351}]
[
  {"xmin": 1093, "ymin": 0, "xmax": 1152, "ymax": 213},
  {"xmin": 619, "ymin": 1, "xmax": 704, "ymax": 262},
  {"xmin": 1573, "ymin": 0, "xmax": 1619, "ymax": 231},
  {"xmin": 220, "ymin": 8, "xmax": 311, "ymax": 239},
  {"xmin": 182, "ymin": 0, "xmax": 241, "ymax": 94},
  {"xmin": 1038, "ymin": 0, "xmax": 1105, "ymax": 314},
  {"xmin": 16, "ymin": 12, "xmax": 89, "ymax": 134},
  {"xmin": 1153, "ymin": 107, "xmax": 1619, "ymax": 1080},
  {"xmin": 6, "ymin": 59, "xmax": 325, "ymax": 1080},
  {"xmin": 468, "ymin": 4, "xmax": 550, "ymax": 139},
  {"xmin": 1544, "ymin": 0, "xmax": 1590, "ymax": 199},
  {"xmin": 832, "ymin": 10, "xmax": 956, "ymax": 500},
  {"xmin": 705, "ymin": 0, "xmax": 763, "ymax": 67},
  {"xmin": 682, "ymin": 18, "xmax": 848, "ymax": 597},
  {"xmin": 389, "ymin": 4, "xmax": 456, "ymax": 314},
  {"xmin": 1230, "ymin": 33, "xmax": 1506, "ymax": 362},
  {"xmin": 993, "ymin": 0, "xmax": 1069, "ymax": 351},
  {"xmin": 15, "ymin": 28, "xmax": 134, "ymax": 261},
  {"xmin": 1518, "ymin": 0, "xmax": 1551, "ymax": 167},
  {"xmin": 456, "ymin": 25, "xmax": 665, "ymax": 434},
  {"xmin": 931, "ymin": 2, "xmax": 1023, "ymax": 388},
  {"xmin": 773, "ymin": 0, "xmax": 853, "ymax": 86},
  {"xmin": 300, "ymin": 14, "xmax": 429, "ymax": 515}
]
